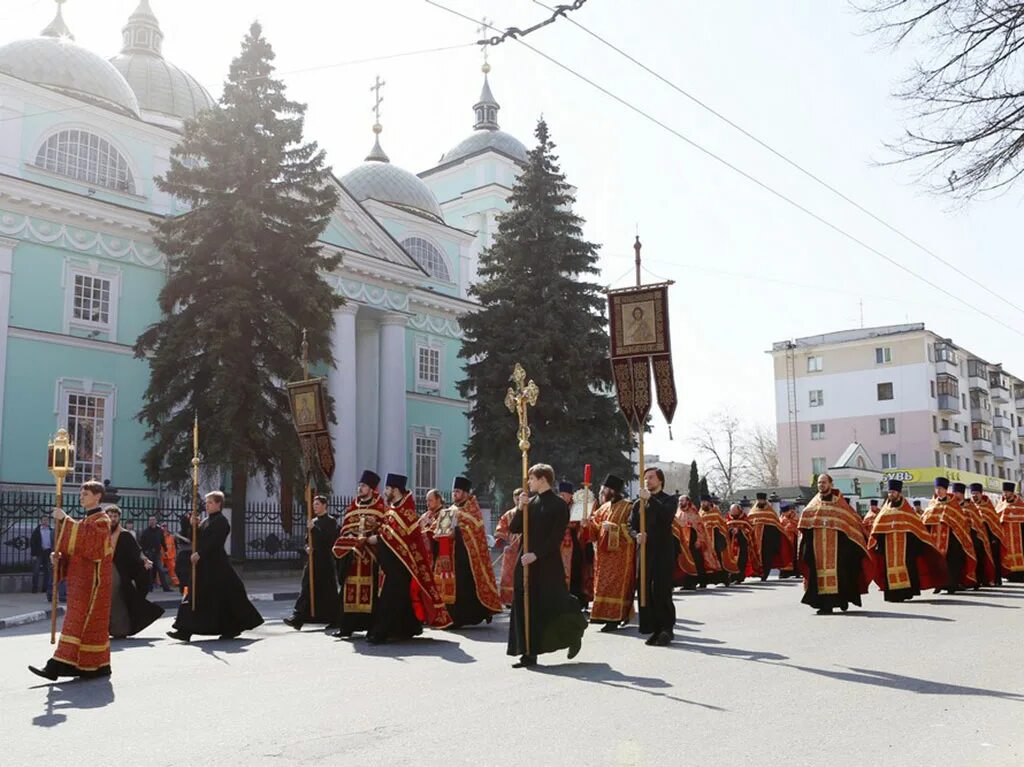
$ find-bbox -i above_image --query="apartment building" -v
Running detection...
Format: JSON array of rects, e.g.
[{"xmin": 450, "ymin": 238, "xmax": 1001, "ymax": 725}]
[{"xmin": 770, "ymin": 323, "xmax": 1024, "ymax": 498}]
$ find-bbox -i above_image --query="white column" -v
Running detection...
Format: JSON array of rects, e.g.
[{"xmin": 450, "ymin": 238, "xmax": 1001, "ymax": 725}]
[
  {"xmin": 329, "ymin": 304, "xmax": 359, "ymax": 488},
  {"xmin": 355, "ymin": 317, "xmax": 380, "ymax": 474},
  {"xmin": 377, "ymin": 314, "xmax": 408, "ymax": 475},
  {"xmin": 0, "ymin": 237, "xmax": 15, "ymax": 468}
]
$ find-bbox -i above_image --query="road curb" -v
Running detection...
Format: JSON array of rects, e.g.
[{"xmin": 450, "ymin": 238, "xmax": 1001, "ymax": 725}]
[
  {"xmin": 0, "ymin": 591, "xmax": 299, "ymax": 631},
  {"xmin": 0, "ymin": 605, "xmax": 65, "ymax": 631}
]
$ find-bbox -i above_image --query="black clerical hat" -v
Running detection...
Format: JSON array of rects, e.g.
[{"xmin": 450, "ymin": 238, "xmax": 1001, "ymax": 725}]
[
  {"xmin": 359, "ymin": 470, "xmax": 380, "ymax": 490},
  {"xmin": 602, "ymin": 474, "xmax": 625, "ymax": 494},
  {"xmin": 385, "ymin": 473, "xmax": 408, "ymax": 493},
  {"xmin": 755, "ymin": 492, "xmax": 768, "ymax": 501},
  {"xmin": 935, "ymin": 477, "xmax": 950, "ymax": 488},
  {"xmin": 888, "ymin": 479, "xmax": 903, "ymax": 492},
  {"xmin": 969, "ymin": 483, "xmax": 983, "ymax": 493},
  {"xmin": 558, "ymin": 481, "xmax": 574, "ymax": 495},
  {"xmin": 1004, "ymin": 482, "xmax": 1016, "ymax": 492},
  {"xmin": 952, "ymin": 482, "xmax": 966, "ymax": 494},
  {"xmin": 453, "ymin": 476, "xmax": 472, "ymax": 493}
]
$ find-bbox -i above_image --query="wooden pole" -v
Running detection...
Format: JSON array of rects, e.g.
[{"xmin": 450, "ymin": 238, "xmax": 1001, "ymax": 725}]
[
  {"xmin": 506, "ymin": 363, "xmax": 538, "ymax": 658},
  {"xmin": 306, "ymin": 478, "xmax": 315, "ymax": 618},
  {"xmin": 191, "ymin": 415, "xmax": 199, "ymax": 610},
  {"xmin": 520, "ymin": 427, "xmax": 531, "ymax": 657},
  {"xmin": 638, "ymin": 431, "xmax": 647, "ymax": 608},
  {"xmin": 49, "ymin": 475, "xmax": 63, "ymax": 645}
]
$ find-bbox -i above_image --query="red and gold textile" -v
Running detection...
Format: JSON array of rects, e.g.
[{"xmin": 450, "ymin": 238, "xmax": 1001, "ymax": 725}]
[
  {"xmin": 963, "ymin": 500, "xmax": 997, "ymax": 584},
  {"xmin": 494, "ymin": 508, "xmax": 520, "ymax": 606},
  {"xmin": 868, "ymin": 497, "xmax": 945, "ymax": 592},
  {"xmin": 162, "ymin": 529, "xmax": 178, "ymax": 586},
  {"xmin": 798, "ymin": 492, "xmax": 872, "ymax": 596},
  {"xmin": 998, "ymin": 494, "xmax": 1024, "ymax": 577},
  {"xmin": 862, "ymin": 509, "xmax": 878, "ymax": 539},
  {"xmin": 378, "ymin": 493, "xmax": 452, "ymax": 628},
  {"xmin": 976, "ymin": 496, "xmax": 1007, "ymax": 549},
  {"xmin": 53, "ymin": 509, "xmax": 113, "ymax": 672},
  {"xmin": 671, "ymin": 512, "xmax": 698, "ymax": 577},
  {"xmin": 586, "ymin": 500, "xmax": 635, "ymax": 622},
  {"xmin": 332, "ymin": 494, "xmax": 385, "ymax": 614},
  {"xmin": 452, "ymin": 496, "xmax": 502, "ymax": 613},
  {"xmin": 726, "ymin": 516, "xmax": 761, "ymax": 577},
  {"xmin": 922, "ymin": 496, "xmax": 977, "ymax": 586},
  {"xmin": 748, "ymin": 505, "xmax": 796, "ymax": 570},
  {"xmin": 700, "ymin": 509, "xmax": 739, "ymax": 574}
]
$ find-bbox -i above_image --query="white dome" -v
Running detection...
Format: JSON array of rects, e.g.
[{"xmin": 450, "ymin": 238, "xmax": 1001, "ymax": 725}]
[
  {"xmin": 341, "ymin": 135, "xmax": 443, "ymax": 223},
  {"xmin": 441, "ymin": 129, "xmax": 528, "ymax": 165}
]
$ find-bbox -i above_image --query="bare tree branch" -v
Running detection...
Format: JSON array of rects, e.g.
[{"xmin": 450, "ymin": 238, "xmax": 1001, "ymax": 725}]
[
  {"xmin": 693, "ymin": 412, "xmax": 748, "ymax": 498},
  {"xmin": 741, "ymin": 424, "xmax": 780, "ymax": 488}
]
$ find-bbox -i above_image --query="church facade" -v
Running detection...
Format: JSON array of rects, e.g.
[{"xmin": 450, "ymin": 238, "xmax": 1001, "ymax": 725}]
[{"xmin": 0, "ymin": 1, "xmax": 529, "ymax": 500}]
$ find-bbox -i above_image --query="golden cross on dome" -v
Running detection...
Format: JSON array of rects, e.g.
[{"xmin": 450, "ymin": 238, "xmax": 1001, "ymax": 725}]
[{"xmin": 477, "ymin": 17, "xmax": 492, "ymax": 70}]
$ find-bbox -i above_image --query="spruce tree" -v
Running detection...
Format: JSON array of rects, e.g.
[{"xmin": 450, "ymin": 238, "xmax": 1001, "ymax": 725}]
[
  {"xmin": 687, "ymin": 460, "xmax": 701, "ymax": 502},
  {"xmin": 135, "ymin": 22, "xmax": 341, "ymax": 556},
  {"xmin": 459, "ymin": 120, "xmax": 631, "ymax": 499},
  {"xmin": 698, "ymin": 476, "xmax": 710, "ymax": 500}
]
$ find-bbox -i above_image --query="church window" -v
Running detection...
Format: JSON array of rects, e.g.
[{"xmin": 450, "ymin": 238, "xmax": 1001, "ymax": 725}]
[
  {"xmin": 413, "ymin": 435, "xmax": 439, "ymax": 504},
  {"xmin": 401, "ymin": 237, "xmax": 451, "ymax": 282},
  {"xmin": 35, "ymin": 129, "xmax": 136, "ymax": 194},
  {"xmin": 73, "ymin": 274, "xmax": 111, "ymax": 326},
  {"xmin": 417, "ymin": 346, "xmax": 441, "ymax": 389}
]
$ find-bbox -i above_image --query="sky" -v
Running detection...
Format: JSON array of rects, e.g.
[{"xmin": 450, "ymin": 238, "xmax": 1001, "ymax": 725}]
[{"xmin": 6, "ymin": 0, "xmax": 1024, "ymax": 471}]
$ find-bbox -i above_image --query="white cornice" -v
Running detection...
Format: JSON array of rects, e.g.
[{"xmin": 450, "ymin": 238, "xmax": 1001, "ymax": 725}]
[
  {"xmin": 0, "ymin": 175, "xmax": 153, "ymax": 234},
  {"xmin": 9, "ymin": 326, "xmax": 138, "ymax": 356},
  {"xmin": 362, "ymin": 199, "xmax": 476, "ymax": 244},
  {"xmin": 407, "ymin": 391, "xmax": 470, "ymax": 410}
]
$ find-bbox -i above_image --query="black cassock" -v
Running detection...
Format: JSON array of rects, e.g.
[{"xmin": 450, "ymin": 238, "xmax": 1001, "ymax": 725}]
[
  {"xmin": 291, "ymin": 514, "xmax": 340, "ymax": 624},
  {"xmin": 759, "ymin": 525, "xmax": 782, "ymax": 581},
  {"xmin": 172, "ymin": 512, "xmax": 264, "ymax": 637},
  {"xmin": 631, "ymin": 491, "xmax": 677, "ymax": 636},
  {"xmin": 110, "ymin": 529, "xmax": 164, "ymax": 637},
  {"xmin": 441, "ymin": 528, "xmax": 493, "ymax": 628},
  {"xmin": 798, "ymin": 529, "xmax": 865, "ymax": 611},
  {"xmin": 507, "ymin": 490, "xmax": 587, "ymax": 658},
  {"xmin": 872, "ymin": 532, "xmax": 926, "ymax": 603}
]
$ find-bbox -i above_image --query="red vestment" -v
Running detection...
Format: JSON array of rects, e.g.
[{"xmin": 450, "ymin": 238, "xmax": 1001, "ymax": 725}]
[
  {"xmin": 701, "ymin": 509, "xmax": 739, "ymax": 574},
  {"xmin": 53, "ymin": 509, "xmax": 113, "ymax": 672},
  {"xmin": 998, "ymin": 494, "xmax": 1024, "ymax": 579},
  {"xmin": 798, "ymin": 491, "xmax": 873, "ymax": 597},
  {"xmin": 586, "ymin": 500, "xmax": 636, "ymax": 622},
  {"xmin": 493, "ymin": 508, "xmax": 520, "ymax": 607},
  {"xmin": 748, "ymin": 505, "xmax": 796, "ymax": 571},
  {"xmin": 332, "ymin": 493, "xmax": 386, "ymax": 616},
  {"xmin": 962, "ymin": 499, "xmax": 997, "ymax": 585},
  {"xmin": 726, "ymin": 515, "xmax": 761, "ymax": 577},
  {"xmin": 976, "ymin": 496, "xmax": 1007, "ymax": 550},
  {"xmin": 922, "ymin": 496, "xmax": 977, "ymax": 587},
  {"xmin": 378, "ymin": 493, "xmax": 452, "ymax": 628},
  {"xmin": 671, "ymin": 511, "xmax": 698, "ymax": 579},
  {"xmin": 867, "ymin": 497, "xmax": 946, "ymax": 592},
  {"xmin": 424, "ymin": 496, "xmax": 502, "ymax": 614}
]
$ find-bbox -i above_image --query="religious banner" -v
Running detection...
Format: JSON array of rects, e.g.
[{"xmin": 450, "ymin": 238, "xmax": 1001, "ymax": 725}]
[
  {"xmin": 607, "ymin": 283, "xmax": 677, "ymax": 429},
  {"xmin": 285, "ymin": 377, "xmax": 335, "ymax": 479}
]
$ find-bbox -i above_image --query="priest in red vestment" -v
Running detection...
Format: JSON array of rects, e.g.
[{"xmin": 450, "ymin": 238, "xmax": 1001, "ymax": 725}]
[
  {"xmin": 747, "ymin": 493, "xmax": 794, "ymax": 581},
  {"xmin": 868, "ymin": 479, "xmax": 946, "ymax": 602},
  {"xmin": 331, "ymin": 470, "xmax": 386, "ymax": 638},
  {"xmin": 493, "ymin": 490, "xmax": 523, "ymax": 607},
  {"xmin": 922, "ymin": 477, "xmax": 977, "ymax": 593},
  {"xmin": 366, "ymin": 473, "xmax": 451, "ymax": 643},
  {"xmin": 30, "ymin": 480, "xmax": 113, "ymax": 680},
  {"xmin": 972, "ymin": 484, "xmax": 1007, "ymax": 586},
  {"xmin": 778, "ymin": 505, "xmax": 800, "ymax": 578},
  {"xmin": 700, "ymin": 498, "xmax": 739, "ymax": 585},
  {"xmin": 586, "ymin": 474, "xmax": 635, "ymax": 632},
  {"xmin": 998, "ymin": 481, "xmax": 1024, "ymax": 582},
  {"xmin": 797, "ymin": 474, "xmax": 872, "ymax": 614},
  {"xmin": 959, "ymin": 482, "xmax": 997, "ymax": 588},
  {"xmin": 726, "ymin": 503, "xmax": 760, "ymax": 584}
]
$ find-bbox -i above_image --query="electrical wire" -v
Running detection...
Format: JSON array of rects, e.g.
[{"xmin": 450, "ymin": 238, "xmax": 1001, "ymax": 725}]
[
  {"xmin": 531, "ymin": 0, "xmax": 1024, "ymax": 321},
  {"xmin": 424, "ymin": 1, "xmax": 1024, "ymax": 339}
]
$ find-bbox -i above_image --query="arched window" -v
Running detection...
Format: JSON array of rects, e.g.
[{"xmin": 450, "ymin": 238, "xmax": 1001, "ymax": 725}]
[
  {"xmin": 401, "ymin": 237, "xmax": 451, "ymax": 282},
  {"xmin": 35, "ymin": 129, "xmax": 136, "ymax": 194}
]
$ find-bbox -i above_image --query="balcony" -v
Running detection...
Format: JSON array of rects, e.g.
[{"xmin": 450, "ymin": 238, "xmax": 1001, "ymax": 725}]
[
  {"xmin": 938, "ymin": 428, "xmax": 963, "ymax": 447},
  {"xmin": 970, "ymin": 407, "xmax": 992, "ymax": 424},
  {"xmin": 993, "ymin": 414, "xmax": 1013, "ymax": 431},
  {"xmin": 1016, "ymin": 392, "xmax": 1024, "ymax": 412},
  {"xmin": 994, "ymin": 443, "xmax": 1013, "ymax": 461},
  {"xmin": 991, "ymin": 380, "xmax": 1011, "ymax": 403},
  {"xmin": 1018, "ymin": 425, "xmax": 1024, "ymax": 441},
  {"xmin": 969, "ymin": 375, "xmax": 989, "ymax": 391},
  {"xmin": 972, "ymin": 438, "xmax": 994, "ymax": 454},
  {"xmin": 938, "ymin": 394, "xmax": 961, "ymax": 414},
  {"xmin": 935, "ymin": 357, "xmax": 959, "ymax": 378}
]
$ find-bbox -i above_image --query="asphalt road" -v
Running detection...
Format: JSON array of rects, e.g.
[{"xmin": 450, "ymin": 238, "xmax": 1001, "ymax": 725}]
[{"xmin": 2, "ymin": 578, "xmax": 1023, "ymax": 766}]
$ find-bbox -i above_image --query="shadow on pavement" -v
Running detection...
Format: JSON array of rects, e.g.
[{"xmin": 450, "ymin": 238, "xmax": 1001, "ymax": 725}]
[
  {"xmin": 30, "ymin": 678, "xmax": 115, "ymax": 727},
  {"xmin": 186, "ymin": 637, "xmax": 262, "ymax": 665},
  {"xmin": 444, "ymin": 623, "xmax": 508, "ymax": 644},
  {"xmin": 111, "ymin": 637, "xmax": 164, "ymax": 652},
  {"xmin": 353, "ymin": 636, "xmax": 476, "ymax": 664},
  {"xmin": 667, "ymin": 638, "xmax": 788, "ymax": 663},
  {"xmin": 784, "ymin": 665, "xmax": 1024, "ymax": 701},
  {"xmin": 915, "ymin": 598, "xmax": 1019, "ymax": 610},
  {"xmin": 837, "ymin": 610, "xmax": 954, "ymax": 622},
  {"xmin": 531, "ymin": 661, "xmax": 728, "ymax": 712}
]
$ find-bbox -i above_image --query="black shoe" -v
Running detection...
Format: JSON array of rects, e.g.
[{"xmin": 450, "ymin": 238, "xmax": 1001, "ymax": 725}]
[
  {"xmin": 28, "ymin": 664, "xmax": 59, "ymax": 681},
  {"xmin": 217, "ymin": 632, "xmax": 241, "ymax": 641},
  {"xmin": 366, "ymin": 634, "xmax": 386, "ymax": 645},
  {"xmin": 816, "ymin": 607, "xmax": 833, "ymax": 615},
  {"xmin": 28, "ymin": 659, "xmax": 76, "ymax": 681},
  {"xmin": 80, "ymin": 665, "xmax": 111, "ymax": 679},
  {"xmin": 839, "ymin": 604, "xmax": 849, "ymax": 612},
  {"xmin": 644, "ymin": 633, "xmax": 659, "ymax": 646},
  {"xmin": 567, "ymin": 638, "xmax": 582, "ymax": 660},
  {"xmin": 166, "ymin": 630, "xmax": 190, "ymax": 642},
  {"xmin": 331, "ymin": 629, "xmax": 354, "ymax": 639},
  {"xmin": 599, "ymin": 622, "xmax": 619, "ymax": 633},
  {"xmin": 654, "ymin": 631, "xmax": 672, "ymax": 646},
  {"xmin": 512, "ymin": 655, "xmax": 537, "ymax": 668},
  {"xmin": 282, "ymin": 617, "xmax": 303, "ymax": 631}
]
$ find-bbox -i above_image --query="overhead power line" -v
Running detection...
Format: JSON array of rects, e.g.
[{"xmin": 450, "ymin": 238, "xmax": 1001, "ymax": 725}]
[
  {"xmin": 423, "ymin": 0, "xmax": 1024, "ymax": 339},
  {"xmin": 530, "ymin": 0, "xmax": 1024, "ymax": 322}
]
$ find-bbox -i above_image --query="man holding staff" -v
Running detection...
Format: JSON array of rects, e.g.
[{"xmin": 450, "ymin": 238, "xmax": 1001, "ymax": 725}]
[{"xmin": 631, "ymin": 468, "xmax": 676, "ymax": 646}]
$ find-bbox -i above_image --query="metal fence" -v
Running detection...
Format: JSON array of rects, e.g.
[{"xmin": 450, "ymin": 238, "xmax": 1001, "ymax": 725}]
[{"xmin": 242, "ymin": 496, "xmax": 353, "ymax": 568}]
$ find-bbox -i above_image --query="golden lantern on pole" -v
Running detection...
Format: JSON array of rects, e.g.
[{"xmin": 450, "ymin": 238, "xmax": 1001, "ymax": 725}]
[{"xmin": 46, "ymin": 428, "xmax": 75, "ymax": 645}]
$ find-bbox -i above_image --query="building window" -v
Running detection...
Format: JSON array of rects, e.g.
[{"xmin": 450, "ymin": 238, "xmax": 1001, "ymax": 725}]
[
  {"xmin": 877, "ymin": 382, "xmax": 894, "ymax": 401},
  {"xmin": 880, "ymin": 417, "xmax": 896, "ymax": 435},
  {"xmin": 968, "ymin": 359, "xmax": 988, "ymax": 379},
  {"xmin": 66, "ymin": 392, "xmax": 107, "ymax": 481},
  {"xmin": 964, "ymin": 425, "xmax": 969, "ymax": 441},
  {"xmin": 945, "ymin": 453, "xmax": 953, "ymax": 468},
  {"xmin": 72, "ymin": 274, "xmax": 111, "ymax": 326},
  {"xmin": 416, "ymin": 345, "xmax": 441, "ymax": 389},
  {"xmin": 933, "ymin": 416, "xmax": 938, "ymax": 433},
  {"xmin": 401, "ymin": 237, "xmax": 451, "ymax": 282},
  {"xmin": 811, "ymin": 457, "xmax": 826, "ymax": 475},
  {"xmin": 935, "ymin": 451, "xmax": 941, "ymax": 467},
  {"xmin": 881, "ymin": 453, "xmax": 897, "ymax": 469},
  {"xmin": 875, "ymin": 347, "xmax": 892, "ymax": 364},
  {"xmin": 956, "ymin": 455, "xmax": 962, "ymax": 470},
  {"xmin": 807, "ymin": 356, "xmax": 823, "ymax": 373},
  {"xmin": 810, "ymin": 423, "xmax": 825, "ymax": 441},
  {"xmin": 975, "ymin": 460, "xmax": 980, "ymax": 473},
  {"xmin": 930, "ymin": 380, "xmax": 936, "ymax": 398},
  {"xmin": 936, "ymin": 374, "xmax": 959, "ymax": 398},
  {"xmin": 412, "ymin": 434, "xmax": 438, "ymax": 503},
  {"xmin": 809, "ymin": 389, "xmax": 824, "ymax": 407},
  {"xmin": 35, "ymin": 129, "xmax": 136, "ymax": 194},
  {"xmin": 962, "ymin": 393, "xmax": 967, "ymax": 408}
]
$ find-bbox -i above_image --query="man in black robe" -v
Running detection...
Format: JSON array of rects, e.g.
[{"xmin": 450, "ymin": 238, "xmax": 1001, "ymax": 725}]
[
  {"xmin": 631, "ymin": 467, "xmax": 677, "ymax": 646},
  {"xmin": 558, "ymin": 480, "xmax": 591, "ymax": 611},
  {"xmin": 167, "ymin": 491, "xmax": 264, "ymax": 642},
  {"xmin": 107, "ymin": 507, "xmax": 164, "ymax": 638},
  {"xmin": 507, "ymin": 463, "xmax": 587, "ymax": 668},
  {"xmin": 284, "ymin": 495, "xmax": 340, "ymax": 630}
]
